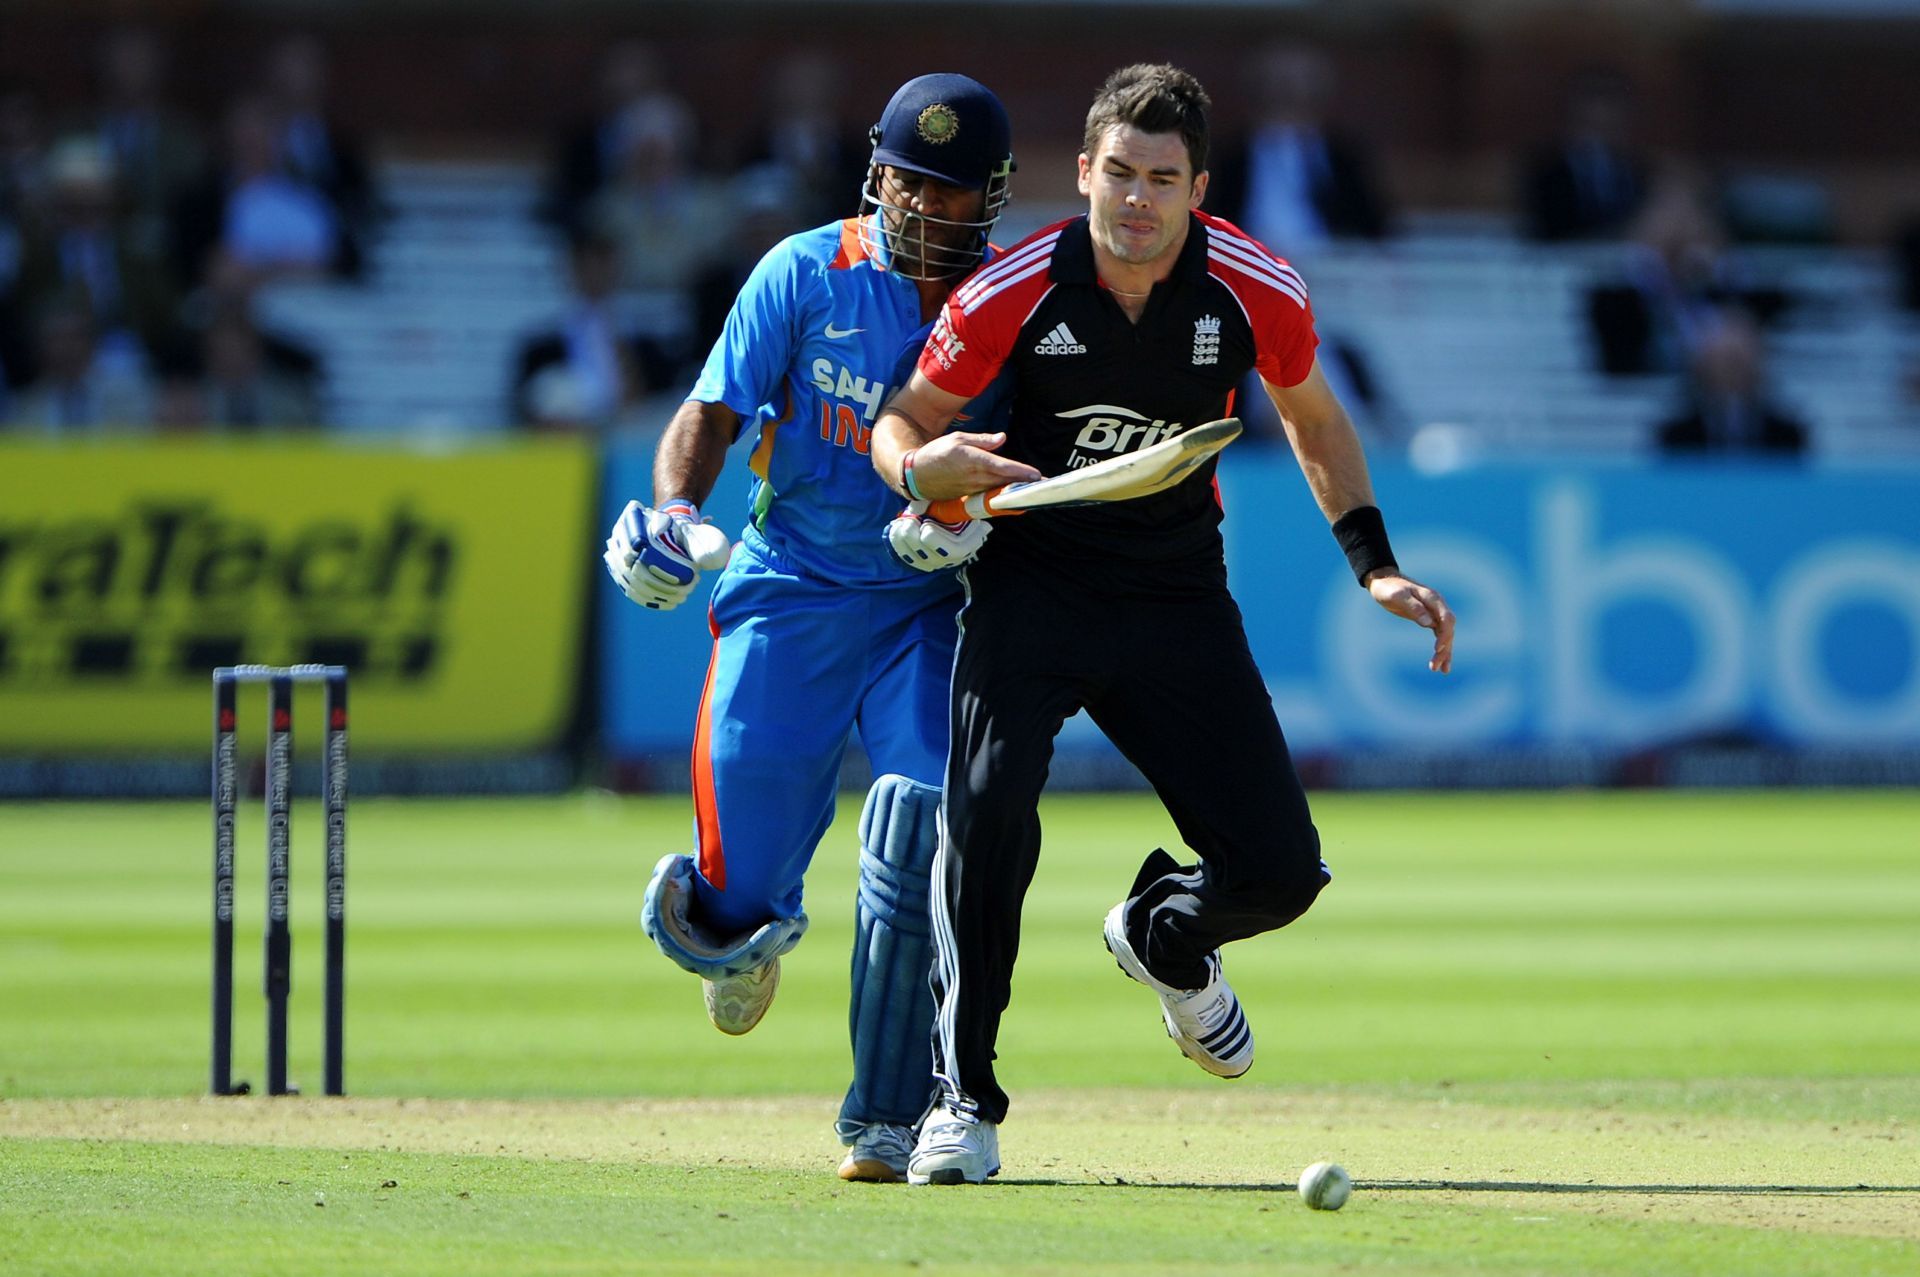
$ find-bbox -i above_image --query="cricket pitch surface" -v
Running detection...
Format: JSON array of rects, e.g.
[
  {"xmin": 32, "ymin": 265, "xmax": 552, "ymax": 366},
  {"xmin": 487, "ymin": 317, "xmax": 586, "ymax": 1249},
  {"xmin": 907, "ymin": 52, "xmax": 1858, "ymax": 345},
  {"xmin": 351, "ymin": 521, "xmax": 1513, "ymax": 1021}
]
[{"xmin": 5, "ymin": 1083, "xmax": 1914, "ymax": 1276}]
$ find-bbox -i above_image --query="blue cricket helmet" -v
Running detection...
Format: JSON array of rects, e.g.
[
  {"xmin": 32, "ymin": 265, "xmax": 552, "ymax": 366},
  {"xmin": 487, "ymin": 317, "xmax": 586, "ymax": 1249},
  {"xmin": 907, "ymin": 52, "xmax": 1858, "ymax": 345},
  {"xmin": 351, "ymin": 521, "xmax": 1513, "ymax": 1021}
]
[
  {"xmin": 869, "ymin": 73, "xmax": 1013, "ymax": 191},
  {"xmin": 860, "ymin": 73, "xmax": 1014, "ymax": 279}
]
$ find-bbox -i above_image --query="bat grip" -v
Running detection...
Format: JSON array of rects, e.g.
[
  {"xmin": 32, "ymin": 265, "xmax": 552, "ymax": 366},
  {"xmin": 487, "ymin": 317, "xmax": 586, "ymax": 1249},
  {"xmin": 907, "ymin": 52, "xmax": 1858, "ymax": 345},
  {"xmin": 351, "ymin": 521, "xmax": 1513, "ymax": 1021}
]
[{"xmin": 925, "ymin": 487, "xmax": 1018, "ymax": 524}]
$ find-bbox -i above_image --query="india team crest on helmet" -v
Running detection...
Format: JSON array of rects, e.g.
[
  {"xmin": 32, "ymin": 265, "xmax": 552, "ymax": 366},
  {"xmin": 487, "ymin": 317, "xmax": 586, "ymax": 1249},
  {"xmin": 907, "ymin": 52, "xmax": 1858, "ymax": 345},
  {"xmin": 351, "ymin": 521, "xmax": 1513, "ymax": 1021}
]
[{"xmin": 916, "ymin": 103, "xmax": 961, "ymax": 145}]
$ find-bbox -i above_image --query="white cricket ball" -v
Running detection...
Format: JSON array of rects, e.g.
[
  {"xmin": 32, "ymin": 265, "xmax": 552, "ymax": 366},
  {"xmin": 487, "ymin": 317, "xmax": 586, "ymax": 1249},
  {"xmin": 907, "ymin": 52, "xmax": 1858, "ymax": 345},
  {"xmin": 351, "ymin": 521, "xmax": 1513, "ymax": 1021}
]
[
  {"xmin": 1298, "ymin": 1161, "xmax": 1352, "ymax": 1211},
  {"xmin": 683, "ymin": 523, "xmax": 733, "ymax": 571}
]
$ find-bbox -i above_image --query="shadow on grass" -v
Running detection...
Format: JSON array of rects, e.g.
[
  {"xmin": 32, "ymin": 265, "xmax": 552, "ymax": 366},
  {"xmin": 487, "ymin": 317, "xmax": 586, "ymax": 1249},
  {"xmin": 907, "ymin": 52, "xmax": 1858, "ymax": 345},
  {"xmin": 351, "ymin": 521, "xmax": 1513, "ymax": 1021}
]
[
  {"xmin": 1365, "ymin": 1180, "xmax": 1920, "ymax": 1196},
  {"xmin": 992, "ymin": 1179, "xmax": 1920, "ymax": 1195}
]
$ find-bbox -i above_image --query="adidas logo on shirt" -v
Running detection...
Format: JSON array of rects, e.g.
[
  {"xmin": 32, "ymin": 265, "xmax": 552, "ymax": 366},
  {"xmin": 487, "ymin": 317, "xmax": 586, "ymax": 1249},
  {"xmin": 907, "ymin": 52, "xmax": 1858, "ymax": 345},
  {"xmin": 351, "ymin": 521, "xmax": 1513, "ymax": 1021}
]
[{"xmin": 1033, "ymin": 322, "xmax": 1087, "ymax": 356}]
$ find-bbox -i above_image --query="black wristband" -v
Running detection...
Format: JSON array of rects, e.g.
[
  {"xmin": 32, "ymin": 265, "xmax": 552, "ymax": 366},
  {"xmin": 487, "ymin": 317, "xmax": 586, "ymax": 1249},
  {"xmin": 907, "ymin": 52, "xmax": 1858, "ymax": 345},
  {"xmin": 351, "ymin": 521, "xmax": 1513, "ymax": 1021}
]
[{"xmin": 1331, "ymin": 505, "xmax": 1397, "ymax": 586}]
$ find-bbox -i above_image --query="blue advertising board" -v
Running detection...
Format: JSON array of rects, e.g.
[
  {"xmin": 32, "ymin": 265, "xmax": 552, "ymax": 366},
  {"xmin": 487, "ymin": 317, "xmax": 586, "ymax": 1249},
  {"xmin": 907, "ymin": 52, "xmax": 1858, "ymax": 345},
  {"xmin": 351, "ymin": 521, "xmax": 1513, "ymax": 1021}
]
[{"xmin": 1226, "ymin": 459, "xmax": 1920, "ymax": 750}]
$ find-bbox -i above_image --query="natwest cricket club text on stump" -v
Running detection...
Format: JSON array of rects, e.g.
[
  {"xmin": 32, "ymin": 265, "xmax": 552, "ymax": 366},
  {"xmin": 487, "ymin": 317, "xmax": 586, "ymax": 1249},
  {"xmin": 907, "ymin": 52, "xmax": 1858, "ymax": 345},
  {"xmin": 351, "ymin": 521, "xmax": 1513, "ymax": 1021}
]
[{"xmin": 210, "ymin": 664, "xmax": 348, "ymax": 1098}]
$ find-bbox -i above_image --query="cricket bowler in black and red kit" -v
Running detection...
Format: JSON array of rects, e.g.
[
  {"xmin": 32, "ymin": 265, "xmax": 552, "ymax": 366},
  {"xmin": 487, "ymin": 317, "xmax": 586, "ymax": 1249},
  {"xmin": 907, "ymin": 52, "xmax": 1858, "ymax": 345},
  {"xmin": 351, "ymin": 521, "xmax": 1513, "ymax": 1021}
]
[{"xmin": 872, "ymin": 64, "xmax": 1455, "ymax": 1185}]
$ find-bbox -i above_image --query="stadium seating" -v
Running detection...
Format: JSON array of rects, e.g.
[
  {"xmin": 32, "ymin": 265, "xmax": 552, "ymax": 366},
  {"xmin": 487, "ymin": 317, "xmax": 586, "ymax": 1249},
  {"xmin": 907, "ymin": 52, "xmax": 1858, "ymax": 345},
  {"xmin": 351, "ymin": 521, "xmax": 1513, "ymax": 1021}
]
[
  {"xmin": 1306, "ymin": 212, "xmax": 1920, "ymax": 458},
  {"xmin": 252, "ymin": 168, "xmax": 1920, "ymax": 454}
]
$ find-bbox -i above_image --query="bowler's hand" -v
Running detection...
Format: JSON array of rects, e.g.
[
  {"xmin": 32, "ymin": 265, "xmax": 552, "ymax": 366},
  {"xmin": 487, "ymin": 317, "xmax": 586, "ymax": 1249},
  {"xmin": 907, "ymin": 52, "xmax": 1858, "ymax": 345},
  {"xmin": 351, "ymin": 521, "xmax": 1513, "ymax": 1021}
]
[
  {"xmin": 907, "ymin": 431, "xmax": 1041, "ymax": 500},
  {"xmin": 1366, "ymin": 572, "xmax": 1454, "ymax": 674},
  {"xmin": 886, "ymin": 499, "xmax": 991, "ymax": 571}
]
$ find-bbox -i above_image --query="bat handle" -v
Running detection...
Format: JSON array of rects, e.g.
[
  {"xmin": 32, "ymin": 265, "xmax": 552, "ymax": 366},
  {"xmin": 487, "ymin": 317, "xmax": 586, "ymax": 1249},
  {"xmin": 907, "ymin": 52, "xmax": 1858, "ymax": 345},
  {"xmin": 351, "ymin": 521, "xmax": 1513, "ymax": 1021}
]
[
  {"xmin": 925, "ymin": 487, "xmax": 1020, "ymax": 524},
  {"xmin": 923, "ymin": 497, "xmax": 968, "ymax": 523}
]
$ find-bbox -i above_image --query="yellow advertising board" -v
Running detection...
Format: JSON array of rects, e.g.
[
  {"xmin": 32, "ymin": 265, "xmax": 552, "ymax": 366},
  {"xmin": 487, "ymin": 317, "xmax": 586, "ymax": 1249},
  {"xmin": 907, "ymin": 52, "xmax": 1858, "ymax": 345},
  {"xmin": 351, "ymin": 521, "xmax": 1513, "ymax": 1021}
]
[{"xmin": 0, "ymin": 437, "xmax": 595, "ymax": 753}]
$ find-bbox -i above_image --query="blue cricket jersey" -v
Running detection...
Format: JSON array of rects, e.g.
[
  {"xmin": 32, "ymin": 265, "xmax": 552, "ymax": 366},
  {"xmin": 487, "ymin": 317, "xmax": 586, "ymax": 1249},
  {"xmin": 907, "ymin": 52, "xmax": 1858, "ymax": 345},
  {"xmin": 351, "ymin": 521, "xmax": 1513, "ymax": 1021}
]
[{"xmin": 690, "ymin": 214, "xmax": 1001, "ymax": 587}]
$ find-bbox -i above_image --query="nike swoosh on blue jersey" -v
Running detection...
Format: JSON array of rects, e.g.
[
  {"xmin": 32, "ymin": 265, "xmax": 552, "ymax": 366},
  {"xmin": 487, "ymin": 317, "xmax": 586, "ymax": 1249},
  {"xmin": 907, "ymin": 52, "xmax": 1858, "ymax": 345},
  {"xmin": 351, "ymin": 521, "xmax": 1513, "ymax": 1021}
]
[{"xmin": 824, "ymin": 323, "xmax": 866, "ymax": 338}]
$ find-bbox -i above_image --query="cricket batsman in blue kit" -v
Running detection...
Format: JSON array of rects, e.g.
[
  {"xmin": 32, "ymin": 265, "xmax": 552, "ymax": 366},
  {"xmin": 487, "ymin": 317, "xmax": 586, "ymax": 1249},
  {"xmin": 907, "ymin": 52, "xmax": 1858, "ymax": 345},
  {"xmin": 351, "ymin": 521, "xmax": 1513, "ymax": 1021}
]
[{"xmin": 601, "ymin": 74, "xmax": 1033, "ymax": 1182}]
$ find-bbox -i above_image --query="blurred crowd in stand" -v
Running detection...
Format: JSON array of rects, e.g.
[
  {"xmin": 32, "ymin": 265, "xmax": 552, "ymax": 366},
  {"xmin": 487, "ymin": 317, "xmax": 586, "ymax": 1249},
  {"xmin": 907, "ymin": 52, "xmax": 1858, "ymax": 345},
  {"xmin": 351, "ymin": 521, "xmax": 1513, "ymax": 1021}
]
[
  {"xmin": 8, "ymin": 27, "xmax": 1908, "ymax": 457},
  {"xmin": 0, "ymin": 28, "xmax": 373, "ymax": 432},
  {"xmin": 1195, "ymin": 48, "xmax": 1818, "ymax": 458},
  {"xmin": 513, "ymin": 42, "xmax": 862, "ymax": 433}
]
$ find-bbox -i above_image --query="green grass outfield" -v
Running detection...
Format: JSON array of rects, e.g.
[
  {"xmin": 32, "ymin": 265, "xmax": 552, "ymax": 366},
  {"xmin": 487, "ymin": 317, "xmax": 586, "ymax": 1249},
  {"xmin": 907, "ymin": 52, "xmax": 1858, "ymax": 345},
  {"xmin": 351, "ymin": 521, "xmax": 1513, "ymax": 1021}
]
[{"xmin": 2, "ymin": 790, "xmax": 1916, "ymax": 1275}]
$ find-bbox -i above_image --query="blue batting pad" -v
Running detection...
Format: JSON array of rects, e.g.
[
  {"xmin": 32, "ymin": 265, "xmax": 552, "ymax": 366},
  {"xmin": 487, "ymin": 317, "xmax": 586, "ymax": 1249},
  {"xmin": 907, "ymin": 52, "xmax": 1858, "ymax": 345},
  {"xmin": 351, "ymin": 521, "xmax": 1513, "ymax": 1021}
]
[
  {"xmin": 837, "ymin": 774, "xmax": 941, "ymax": 1137},
  {"xmin": 641, "ymin": 853, "xmax": 807, "ymax": 980}
]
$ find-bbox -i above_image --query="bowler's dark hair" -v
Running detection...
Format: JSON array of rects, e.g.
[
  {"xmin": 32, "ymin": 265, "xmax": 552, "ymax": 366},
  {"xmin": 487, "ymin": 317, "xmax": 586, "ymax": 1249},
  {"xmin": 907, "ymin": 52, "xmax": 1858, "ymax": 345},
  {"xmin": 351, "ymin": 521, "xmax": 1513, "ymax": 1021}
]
[{"xmin": 1083, "ymin": 63, "xmax": 1211, "ymax": 178}]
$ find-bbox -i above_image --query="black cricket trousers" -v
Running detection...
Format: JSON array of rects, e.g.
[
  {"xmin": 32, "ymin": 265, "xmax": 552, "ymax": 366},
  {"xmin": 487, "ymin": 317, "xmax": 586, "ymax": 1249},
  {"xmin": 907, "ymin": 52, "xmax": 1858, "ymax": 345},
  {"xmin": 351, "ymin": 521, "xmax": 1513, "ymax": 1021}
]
[{"xmin": 930, "ymin": 553, "xmax": 1329, "ymax": 1124}]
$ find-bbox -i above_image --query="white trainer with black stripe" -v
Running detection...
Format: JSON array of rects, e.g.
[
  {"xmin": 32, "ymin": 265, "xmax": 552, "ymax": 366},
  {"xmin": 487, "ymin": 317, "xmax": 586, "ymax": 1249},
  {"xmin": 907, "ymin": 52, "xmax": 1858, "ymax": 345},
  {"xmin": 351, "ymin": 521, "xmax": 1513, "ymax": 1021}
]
[
  {"xmin": 1102, "ymin": 901, "xmax": 1254, "ymax": 1078},
  {"xmin": 907, "ymin": 1104, "xmax": 1000, "ymax": 1185}
]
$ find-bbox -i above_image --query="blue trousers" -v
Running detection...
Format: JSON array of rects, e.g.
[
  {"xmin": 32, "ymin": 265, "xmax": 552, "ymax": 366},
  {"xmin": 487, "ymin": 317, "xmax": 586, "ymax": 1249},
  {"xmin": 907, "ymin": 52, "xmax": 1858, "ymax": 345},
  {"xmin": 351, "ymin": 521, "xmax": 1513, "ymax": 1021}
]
[{"xmin": 689, "ymin": 533, "xmax": 958, "ymax": 933}]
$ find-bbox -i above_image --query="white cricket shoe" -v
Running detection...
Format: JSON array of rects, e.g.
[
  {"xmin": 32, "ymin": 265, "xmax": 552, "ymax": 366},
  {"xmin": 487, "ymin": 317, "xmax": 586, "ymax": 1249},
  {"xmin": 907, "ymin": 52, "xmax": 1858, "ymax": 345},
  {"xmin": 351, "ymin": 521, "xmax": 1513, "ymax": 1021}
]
[
  {"xmin": 702, "ymin": 959, "xmax": 780, "ymax": 1035},
  {"xmin": 907, "ymin": 1105, "xmax": 1000, "ymax": 1185},
  {"xmin": 838, "ymin": 1122, "xmax": 916, "ymax": 1183},
  {"xmin": 1103, "ymin": 901, "xmax": 1253, "ymax": 1078}
]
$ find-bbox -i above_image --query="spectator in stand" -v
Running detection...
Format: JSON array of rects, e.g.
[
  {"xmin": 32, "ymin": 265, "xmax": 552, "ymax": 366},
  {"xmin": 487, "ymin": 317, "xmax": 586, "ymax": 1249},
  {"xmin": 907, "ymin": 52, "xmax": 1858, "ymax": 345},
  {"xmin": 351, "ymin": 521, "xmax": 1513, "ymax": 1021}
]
[
  {"xmin": 222, "ymin": 251, "xmax": 324, "ymax": 355},
  {"xmin": 0, "ymin": 83, "xmax": 50, "ymax": 394},
  {"xmin": 91, "ymin": 27, "xmax": 206, "ymax": 258},
  {"xmin": 1588, "ymin": 172, "xmax": 1789, "ymax": 376},
  {"xmin": 1896, "ymin": 216, "xmax": 1920, "ymax": 313},
  {"xmin": 1204, "ymin": 45, "xmax": 1389, "ymax": 447},
  {"xmin": 3, "ymin": 296, "xmax": 151, "ymax": 430},
  {"xmin": 198, "ymin": 303, "xmax": 322, "ymax": 429},
  {"xmin": 1522, "ymin": 71, "xmax": 1647, "ymax": 243},
  {"xmin": 588, "ymin": 98, "xmax": 732, "ymax": 297},
  {"xmin": 262, "ymin": 33, "xmax": 378, "ymax": 279},
  {"xmin": 1655, "ymin": 312, "xmax": 1808, "ymax": 458},
  {"xmin": 545, "ymin": 41, "xmax": 691, "ymax": 236},
  {"xmin": 150, "ymin": 265, "xmax": 324, "ymax": 429},
  {"xmin": 149, "ymin": 359, "xmax": 208, "ymax": 431},
  {"xmin": 174, "ymin": 96, "xmax": 344, "ymax": 292},
  {"xmin": 736, "ymin": 52, "xmax": 867, "ymax": 228},
  {"xmin": 1, "ymin": 83, "xmax": 51, "ymax": 233},
  {"xmin": 688, "ymin": 165, "xmax": 808, "ymax": 358},
  {"xmin": 1205, "ymin": 43, "xmax": 1391, "ymax": 254},
  {"xmin": 12, "ymin": 136, "xmax": 179, "ymax": 383},
  {"xmin": 513, "ymin": 226, "xmax": 675, "ymax": 431}
]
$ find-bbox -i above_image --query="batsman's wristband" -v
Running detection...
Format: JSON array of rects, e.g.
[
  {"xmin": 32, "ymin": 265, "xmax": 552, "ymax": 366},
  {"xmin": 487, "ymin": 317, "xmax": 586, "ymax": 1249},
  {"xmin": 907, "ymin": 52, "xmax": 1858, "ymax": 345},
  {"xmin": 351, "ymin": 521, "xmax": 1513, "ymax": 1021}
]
[
  {"xmin": 900, "ymin": 450, "xmax": 926, "ymax": 501},
  {"xmin": 1332, "ymin": 505, "xmax": 1397, "ymax": 586},
  {"xmin": 659, "ymin": 497, "xmax": 700, "ymax": 521}
]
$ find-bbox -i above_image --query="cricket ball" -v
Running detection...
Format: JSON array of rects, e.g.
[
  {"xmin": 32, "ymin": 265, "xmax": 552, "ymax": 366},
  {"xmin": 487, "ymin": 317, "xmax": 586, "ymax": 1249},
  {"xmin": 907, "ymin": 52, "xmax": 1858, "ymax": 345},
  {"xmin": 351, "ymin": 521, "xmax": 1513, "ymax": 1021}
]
[
  {"xmin": 1298, "ymin": 1161, "xmax": 1352, "ymax": 1210},
  {"xmin": 683, "ymin": 522, "xmax": 733, "ymax": 571}
]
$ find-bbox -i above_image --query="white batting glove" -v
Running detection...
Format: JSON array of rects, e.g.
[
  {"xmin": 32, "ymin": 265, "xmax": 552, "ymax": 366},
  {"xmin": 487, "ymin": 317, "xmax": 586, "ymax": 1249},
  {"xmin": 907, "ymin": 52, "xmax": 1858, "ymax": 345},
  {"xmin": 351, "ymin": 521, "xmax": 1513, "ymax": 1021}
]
[
  {"xmin": 603, "ymin": 499, "xmax": 732, "ymax": 611},
  {"xmin": 886, "ymin": 499, "xmax": 990, "ymax": 572}
]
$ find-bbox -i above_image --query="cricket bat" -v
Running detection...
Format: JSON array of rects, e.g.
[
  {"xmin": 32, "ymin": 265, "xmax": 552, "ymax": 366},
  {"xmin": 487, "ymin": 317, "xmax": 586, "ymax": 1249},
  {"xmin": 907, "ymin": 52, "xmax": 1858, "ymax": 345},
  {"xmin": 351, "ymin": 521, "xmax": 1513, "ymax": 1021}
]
[{"xmin": 923, "ymin": 417, "xmax": 1242, "ymax": 523}]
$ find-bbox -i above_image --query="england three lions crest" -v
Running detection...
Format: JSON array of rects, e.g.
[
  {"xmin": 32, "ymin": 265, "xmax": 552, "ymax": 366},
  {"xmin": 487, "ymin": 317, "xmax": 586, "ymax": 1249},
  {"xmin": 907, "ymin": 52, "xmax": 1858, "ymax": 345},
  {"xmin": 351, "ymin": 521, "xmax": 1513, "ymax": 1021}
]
[{"xmin": 1192, "ymin": 315, "xmax": 1221, "ymax": 366}]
